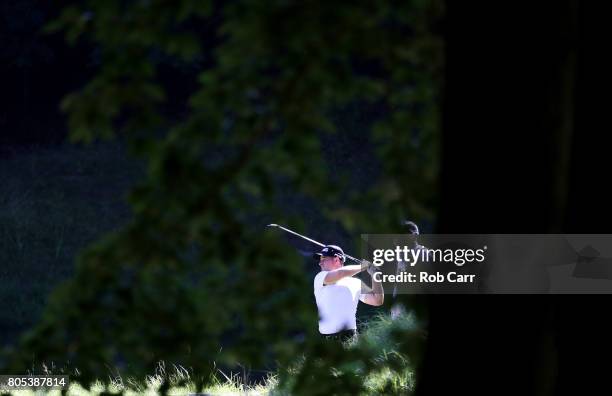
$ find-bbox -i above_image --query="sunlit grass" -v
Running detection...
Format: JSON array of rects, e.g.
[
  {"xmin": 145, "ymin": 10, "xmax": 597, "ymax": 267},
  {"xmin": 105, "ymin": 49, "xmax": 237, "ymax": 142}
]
[{"xmin": 2, "ymin": 358, "xmax": 279, "ymax": 396}]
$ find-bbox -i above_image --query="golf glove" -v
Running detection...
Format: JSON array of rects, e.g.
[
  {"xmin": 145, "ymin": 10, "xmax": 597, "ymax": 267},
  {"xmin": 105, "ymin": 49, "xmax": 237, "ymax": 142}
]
[{"xmin": 361, "ymin": 260, "xmax": 378, "ymax": 276}]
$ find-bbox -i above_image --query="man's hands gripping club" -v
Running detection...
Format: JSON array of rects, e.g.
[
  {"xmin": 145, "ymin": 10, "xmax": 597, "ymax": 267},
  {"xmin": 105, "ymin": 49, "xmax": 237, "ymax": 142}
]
[
  {"xmin": 361, "ymin": 260, "xmax": 378, "ymax": 276},
  {"xmin": 322, "ymin": 259, "xmax": 378, "ymax": 285}
]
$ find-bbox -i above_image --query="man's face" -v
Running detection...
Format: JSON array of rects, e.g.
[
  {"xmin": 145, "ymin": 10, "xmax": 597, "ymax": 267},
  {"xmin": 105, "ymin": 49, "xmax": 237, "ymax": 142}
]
[{"xmin": 319, "ymin": 255, "xmax": 341, "ymax": 271}]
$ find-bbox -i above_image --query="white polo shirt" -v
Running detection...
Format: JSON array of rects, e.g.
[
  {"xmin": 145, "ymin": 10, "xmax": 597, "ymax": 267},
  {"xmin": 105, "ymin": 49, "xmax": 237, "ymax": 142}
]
[{"xmin": 313, "ymin": 271, "xmax": 362, "ymax": 334}]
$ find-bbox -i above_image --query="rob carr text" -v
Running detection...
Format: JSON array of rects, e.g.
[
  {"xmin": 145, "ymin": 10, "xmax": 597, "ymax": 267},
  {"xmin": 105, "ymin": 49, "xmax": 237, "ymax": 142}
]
[{"xmin": 374, "ymin": 271, "xmax": 476, "ymax": 283}]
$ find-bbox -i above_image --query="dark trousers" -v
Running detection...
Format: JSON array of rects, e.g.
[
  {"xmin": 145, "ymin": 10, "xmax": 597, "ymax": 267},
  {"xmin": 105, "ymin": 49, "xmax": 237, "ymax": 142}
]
[{"xmin": 321, "ymin": 329, "xmax": 357, "ymax": 342}]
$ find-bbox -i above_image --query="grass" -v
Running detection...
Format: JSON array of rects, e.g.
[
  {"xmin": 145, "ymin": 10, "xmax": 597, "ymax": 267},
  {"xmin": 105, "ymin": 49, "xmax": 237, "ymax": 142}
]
[
  {"xmin": 356, "ymin": 311, "xmax": 419, "ymax": 394},
  {"xmin": 1, "ymin": 311, "xmax": 421, "ymax": 395},
  {"xmin": 2, "ymin": 364, "xmax": 277, "ymax": 396},
  {"xmin": 3, "ymin": 361, "xmax": 276, "ymax": 396}
]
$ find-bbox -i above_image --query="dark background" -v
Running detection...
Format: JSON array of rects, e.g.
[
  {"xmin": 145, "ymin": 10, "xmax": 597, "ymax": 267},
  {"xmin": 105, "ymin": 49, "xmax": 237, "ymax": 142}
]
[
  {"xmin": 426, "ymin": 2, "xmax": 612, "ymax": 395},
  {"xmin": 2, "ymin": 1, "xmax": 611, "ymax": 395},
  {"xmin": 1, "ymin": 0, "xmax": 87, "ymax": 148}
]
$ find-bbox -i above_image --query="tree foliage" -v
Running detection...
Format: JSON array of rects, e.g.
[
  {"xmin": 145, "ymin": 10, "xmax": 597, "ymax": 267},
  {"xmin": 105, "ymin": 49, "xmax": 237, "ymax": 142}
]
[{"xmin": 1, "ymin": 1, "xmax": 443, "ymax": 393}]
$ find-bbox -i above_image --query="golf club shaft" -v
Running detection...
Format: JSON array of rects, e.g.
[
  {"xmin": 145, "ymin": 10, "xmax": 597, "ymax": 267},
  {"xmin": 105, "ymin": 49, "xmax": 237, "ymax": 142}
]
[
  {"xmin": 267, "ymin": 223, "xmax": 363, "ymax": 263},
  {"xmin": 268, "ymin": 224, "xmax": 325, "ymax": 247}
]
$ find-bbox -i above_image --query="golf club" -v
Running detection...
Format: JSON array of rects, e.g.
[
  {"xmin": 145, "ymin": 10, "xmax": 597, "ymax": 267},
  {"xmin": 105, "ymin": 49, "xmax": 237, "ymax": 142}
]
[{"xmin": 266, "ymin": 223, "xmax": 363, "ymax": 264}]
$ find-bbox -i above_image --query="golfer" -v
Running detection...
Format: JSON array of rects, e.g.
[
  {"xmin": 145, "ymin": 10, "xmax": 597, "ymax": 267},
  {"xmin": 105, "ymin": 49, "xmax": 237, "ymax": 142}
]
[{"xmin": 313, "ymin": 245, "xmax": 384, "ymax": 341}]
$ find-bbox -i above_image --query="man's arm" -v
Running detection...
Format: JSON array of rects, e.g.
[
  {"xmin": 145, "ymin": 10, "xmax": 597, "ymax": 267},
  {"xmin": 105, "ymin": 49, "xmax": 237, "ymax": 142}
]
[
  {"xmin": 323, "ymin": 263, "xmax": 368, "ymax": 285},
  {"xmin": 360, "ymin": 265, "xmax": 384, "ymax": 306}
]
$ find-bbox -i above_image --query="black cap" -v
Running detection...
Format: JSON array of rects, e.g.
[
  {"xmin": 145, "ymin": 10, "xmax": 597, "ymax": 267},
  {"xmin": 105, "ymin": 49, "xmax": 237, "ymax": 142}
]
[
  {"xmin": 313, "ymin": 245, "xmax": 346, "ymax": 263},
  {"xmin": 402, "ymin": 220, "xmax": 420, "ymax": 235}
]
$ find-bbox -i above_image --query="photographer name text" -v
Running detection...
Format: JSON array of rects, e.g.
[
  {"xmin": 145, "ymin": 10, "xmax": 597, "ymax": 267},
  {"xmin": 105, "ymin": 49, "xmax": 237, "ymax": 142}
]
[{"xmin": 373, "ymin": 271, "xmax": 476, "ymax": 283}]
